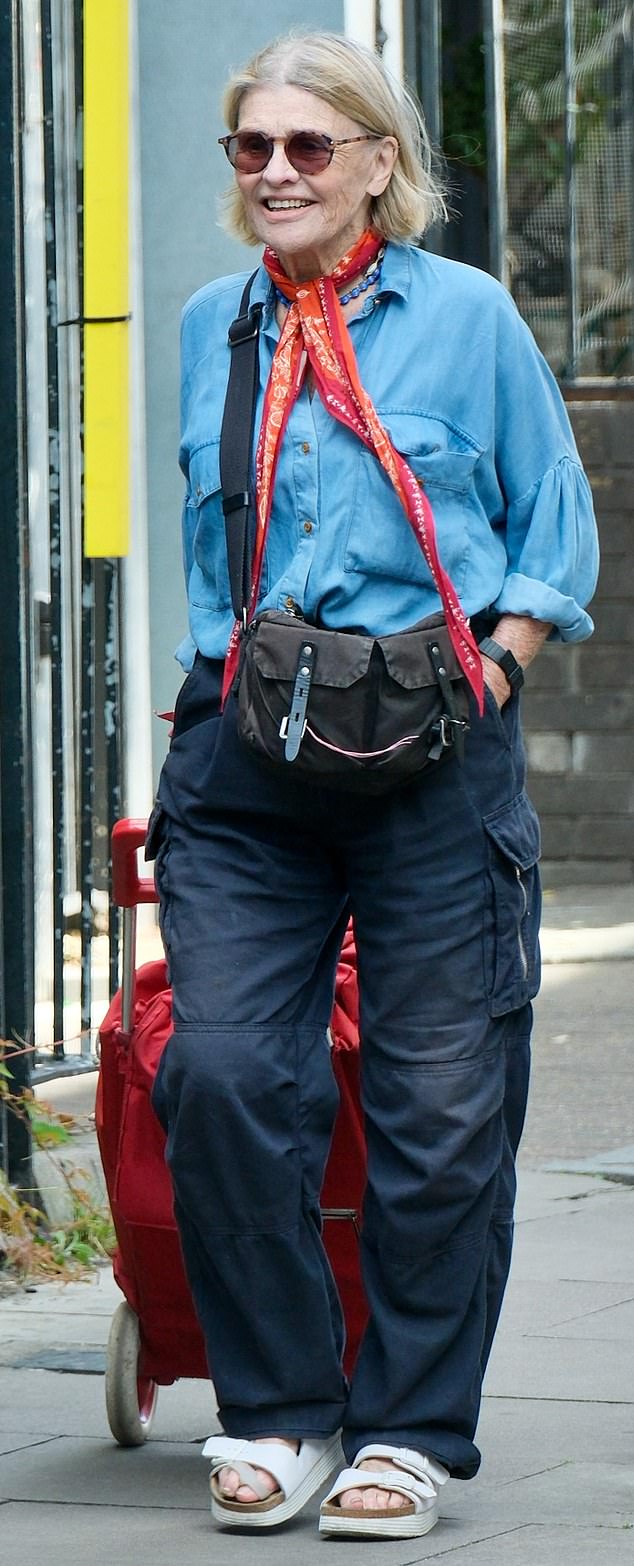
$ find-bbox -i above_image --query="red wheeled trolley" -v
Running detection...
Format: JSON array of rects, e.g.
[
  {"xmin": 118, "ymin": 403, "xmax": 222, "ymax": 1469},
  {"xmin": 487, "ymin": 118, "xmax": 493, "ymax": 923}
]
[{"xmin": 96, "ymin": 819, "xmax": 368, "ymax": 1446}]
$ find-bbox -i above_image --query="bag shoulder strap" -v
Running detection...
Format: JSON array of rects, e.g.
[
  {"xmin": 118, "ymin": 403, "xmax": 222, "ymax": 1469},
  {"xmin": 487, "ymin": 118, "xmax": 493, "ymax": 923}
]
[{"xmin": 219, "ymin": 271, "xmax": 262, "ymax": 623}]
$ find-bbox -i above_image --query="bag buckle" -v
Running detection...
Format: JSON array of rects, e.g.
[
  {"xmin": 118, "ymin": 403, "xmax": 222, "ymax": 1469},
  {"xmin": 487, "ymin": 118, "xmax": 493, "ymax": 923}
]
[
  {"xmin": 279, "ymin": 715, "xmax": 306, "ymax": 741},
  {"xmin": 227, "ymin": 303, "xmax": 263, "ymax": 346},
  {"xmin": 282, "ymin": 642, "xmax": 315, "ymax": 762},
  {"xmin": 429, "ymin": 712, "xmax": 469, "ymax": 763}
]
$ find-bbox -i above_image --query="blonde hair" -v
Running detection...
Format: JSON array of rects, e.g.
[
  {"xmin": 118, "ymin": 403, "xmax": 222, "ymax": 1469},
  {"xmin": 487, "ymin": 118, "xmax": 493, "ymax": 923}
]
[{"xmin": 220, "ymin": 30, "xmax": 447, "ymax": 245}]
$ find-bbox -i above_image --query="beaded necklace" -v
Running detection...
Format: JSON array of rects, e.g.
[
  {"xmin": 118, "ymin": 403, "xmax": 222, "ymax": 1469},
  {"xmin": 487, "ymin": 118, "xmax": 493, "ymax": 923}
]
[{"xmin": 274, "ymin": 246, "xmax": 385, "ymax": 310}]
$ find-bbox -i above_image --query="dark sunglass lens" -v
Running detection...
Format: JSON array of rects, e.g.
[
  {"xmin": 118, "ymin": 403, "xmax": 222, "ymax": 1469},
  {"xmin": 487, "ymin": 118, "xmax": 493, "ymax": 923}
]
[
  {"xmin": 287, "ymin": 133, "xmax": 332, "ymax": 172},
  {"xmin": 232, "ymin": 132, "xmax": 271, "ymax": 171}
]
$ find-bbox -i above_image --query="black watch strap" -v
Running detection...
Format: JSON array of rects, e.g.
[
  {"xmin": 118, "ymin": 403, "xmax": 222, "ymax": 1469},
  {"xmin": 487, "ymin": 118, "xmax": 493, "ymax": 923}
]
[{"xmin": 478, "ymin": 636, "xmax": 524, "ymax": 692}]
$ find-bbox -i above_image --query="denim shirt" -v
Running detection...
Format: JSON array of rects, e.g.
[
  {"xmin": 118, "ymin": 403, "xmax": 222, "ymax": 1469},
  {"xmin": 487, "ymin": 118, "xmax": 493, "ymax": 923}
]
[{"xmin": 176, "ymin": 242, "xmax": 598, "ymax": 670}]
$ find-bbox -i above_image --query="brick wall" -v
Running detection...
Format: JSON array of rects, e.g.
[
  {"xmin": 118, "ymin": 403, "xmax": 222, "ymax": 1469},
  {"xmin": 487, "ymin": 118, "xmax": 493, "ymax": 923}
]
[{"xmin": 523, "ymin": 398, "xmax": 634, "ymax": 886}]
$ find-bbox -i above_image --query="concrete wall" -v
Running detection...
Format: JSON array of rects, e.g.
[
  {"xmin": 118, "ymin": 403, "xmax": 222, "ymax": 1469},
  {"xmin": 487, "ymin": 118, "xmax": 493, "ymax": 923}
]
[
  {"xmin": 523, "ymin": 400, "xmax": 634, "ymax": 886},
  {"xmin": 137, "ymin": 0, "xmax": 343, "ymax": 776}
]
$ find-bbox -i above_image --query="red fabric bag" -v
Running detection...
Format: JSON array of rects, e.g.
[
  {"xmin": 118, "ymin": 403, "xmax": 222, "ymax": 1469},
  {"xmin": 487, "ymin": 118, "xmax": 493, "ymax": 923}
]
[{"xmin": 96, "ymin": 926, "xmax": 368, "ymax": 1384}]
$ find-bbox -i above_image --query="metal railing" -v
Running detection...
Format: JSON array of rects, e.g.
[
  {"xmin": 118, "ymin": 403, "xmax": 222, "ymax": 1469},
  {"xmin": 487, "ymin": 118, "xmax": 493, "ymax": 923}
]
[{"xmin": 1, "ymin": 0, "xmax": 126, "ymax": 1178}]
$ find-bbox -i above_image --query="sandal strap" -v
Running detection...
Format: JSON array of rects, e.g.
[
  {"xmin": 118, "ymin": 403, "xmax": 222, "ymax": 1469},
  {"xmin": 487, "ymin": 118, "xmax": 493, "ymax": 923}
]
[
  {"xmin": 354, "ymin": 1444, "xmax": 449, "ymax": 1488},
  {"xmin": 203, "ymin": 1436, "xmax": 301, "ymax": 1499},
  {"xmin": 323, "ymin": 1464, "xmax": 434, "ymax": 1512}
]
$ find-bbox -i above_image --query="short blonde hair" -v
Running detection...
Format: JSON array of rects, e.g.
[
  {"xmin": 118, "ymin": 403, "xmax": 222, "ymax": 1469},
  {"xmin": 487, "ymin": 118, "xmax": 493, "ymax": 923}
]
[{"xmin": 220, "ymin": 30, "xmax": 447, "ymax": 245}]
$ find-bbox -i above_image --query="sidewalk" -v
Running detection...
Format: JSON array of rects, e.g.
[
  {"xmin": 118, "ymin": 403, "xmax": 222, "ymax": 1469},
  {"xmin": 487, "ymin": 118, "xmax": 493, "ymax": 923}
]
[{"xmin": 1, "ymin": 884, "xmax": 633, "ymax": 1563}]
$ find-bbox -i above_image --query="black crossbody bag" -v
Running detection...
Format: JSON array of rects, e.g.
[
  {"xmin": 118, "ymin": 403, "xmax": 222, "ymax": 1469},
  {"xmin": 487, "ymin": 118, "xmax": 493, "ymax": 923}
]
[{"xmin": 219, "ymin": 275, "xmax": 470, "ymax": 795}]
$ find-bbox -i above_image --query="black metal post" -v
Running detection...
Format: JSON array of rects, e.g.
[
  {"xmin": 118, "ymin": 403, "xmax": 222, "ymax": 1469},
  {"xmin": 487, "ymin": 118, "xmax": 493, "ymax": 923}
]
[
  {"xmin": 0, "ymin": 0, "xmax": 36, "ymax": 1187},
  {"xmin": 104, "ymin": 560, "xmax": 122, "ymax": 1002},
  {"xmin": 80, "ymin": 560, "xmax": 96, "ymax": 1044},
  {"xmin": 70, "ymin": 0, "xmax": 92, "ymax": 1049},
  {"xmin": 41, "ymin": 0, "xmax": 66, "ymax": 1056}
]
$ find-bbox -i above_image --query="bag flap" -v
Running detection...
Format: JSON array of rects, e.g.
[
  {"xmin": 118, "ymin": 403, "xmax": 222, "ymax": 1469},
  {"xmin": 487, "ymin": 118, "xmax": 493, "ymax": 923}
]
[
  {"xmin": 379, "ymin": 617, "xmax": 461, "ymax": 690},
  {"xmin": 250, "ymin": 614, "xmax": 375, "ymax": 688}
]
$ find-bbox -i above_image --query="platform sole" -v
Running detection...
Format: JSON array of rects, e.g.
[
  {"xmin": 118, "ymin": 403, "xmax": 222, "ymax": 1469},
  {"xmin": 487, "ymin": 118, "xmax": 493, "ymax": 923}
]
[
  {"xmin": 319, "ymin": 1501, "xmax": 438, "ymax": 1539},
  {"xmin": 211, "ymin": 1434, "xmax": 341, "ymax": 1530}
]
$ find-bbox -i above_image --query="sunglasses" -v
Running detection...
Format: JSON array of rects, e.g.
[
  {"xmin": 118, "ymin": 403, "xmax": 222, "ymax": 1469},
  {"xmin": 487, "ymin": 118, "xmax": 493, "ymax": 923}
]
[{"xmin": 218, "ymin": 129, "xmax": 381, "ymax": 175}]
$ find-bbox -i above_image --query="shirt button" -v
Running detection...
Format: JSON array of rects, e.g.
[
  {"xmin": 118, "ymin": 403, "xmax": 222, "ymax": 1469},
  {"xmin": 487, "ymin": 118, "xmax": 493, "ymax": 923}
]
[
  {"xmin": 301, "ymin": 442, "xmax": 311, "ymax": 455},
  {"xmin": 285, "ymin": 595, "xmax": 296, "ymax": 610},
  {"xmin": 303, "ymin": 520, "xmax": 313, "ymax": 534}
]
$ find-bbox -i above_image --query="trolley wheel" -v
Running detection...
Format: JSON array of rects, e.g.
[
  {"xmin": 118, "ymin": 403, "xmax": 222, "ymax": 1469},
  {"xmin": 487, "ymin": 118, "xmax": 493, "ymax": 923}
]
[{"xmin": 105, "ymin": 1301, "xmax": 159, "ymax": 1445}]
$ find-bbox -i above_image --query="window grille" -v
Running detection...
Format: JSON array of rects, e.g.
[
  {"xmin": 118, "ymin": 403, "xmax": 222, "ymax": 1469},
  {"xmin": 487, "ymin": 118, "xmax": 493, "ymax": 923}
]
[{"xmin": 501, "ymin": 0, "xmax": 634, "ymax": 379}]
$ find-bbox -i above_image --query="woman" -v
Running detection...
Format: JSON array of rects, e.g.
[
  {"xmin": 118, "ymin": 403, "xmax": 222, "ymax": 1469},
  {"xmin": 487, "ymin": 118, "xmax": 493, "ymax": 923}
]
[{"xmin": 150, "ymin": 30, "xmax": 598, "ymax": 1541}]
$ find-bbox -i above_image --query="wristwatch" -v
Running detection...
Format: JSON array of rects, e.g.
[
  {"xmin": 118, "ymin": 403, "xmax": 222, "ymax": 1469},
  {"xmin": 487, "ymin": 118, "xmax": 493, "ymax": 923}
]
[{"xmin": 477, "ymin": 636, "xmax": 524, "ymax": 693}]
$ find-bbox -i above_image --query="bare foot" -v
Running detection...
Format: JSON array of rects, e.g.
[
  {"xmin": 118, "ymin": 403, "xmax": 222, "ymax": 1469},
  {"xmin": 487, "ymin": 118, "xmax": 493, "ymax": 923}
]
[
  {"xmin": 217, "ymin": 1436, "xmax": 300, "ymax": 1505},
  {"xmin": 338, "ymin": 1457, "xmax": 409, "ymax": 1512}
]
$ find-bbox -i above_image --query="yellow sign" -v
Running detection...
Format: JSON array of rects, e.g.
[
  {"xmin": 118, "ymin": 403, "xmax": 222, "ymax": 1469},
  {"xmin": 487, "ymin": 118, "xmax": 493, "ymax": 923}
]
[{"xmin": 83, "ymin": 0, "xmax": 129, "ymax": 556}]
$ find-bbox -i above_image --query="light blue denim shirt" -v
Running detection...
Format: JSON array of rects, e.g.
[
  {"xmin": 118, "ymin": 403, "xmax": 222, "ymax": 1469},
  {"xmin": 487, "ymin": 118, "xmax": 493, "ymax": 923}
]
[{"xmin": 176, "ymin": 242, "xmax": 598, "ymax": 670}]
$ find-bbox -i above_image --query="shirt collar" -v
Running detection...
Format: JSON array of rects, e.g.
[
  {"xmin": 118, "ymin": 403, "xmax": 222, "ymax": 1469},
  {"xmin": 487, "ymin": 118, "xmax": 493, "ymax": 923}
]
[
  {"xmin": 250, "ymin": 238, "xmax": 413, "ymax": 335},
  {"xmin": 377, "ymin": 240, "xmax": 411, "ymax": 301}
]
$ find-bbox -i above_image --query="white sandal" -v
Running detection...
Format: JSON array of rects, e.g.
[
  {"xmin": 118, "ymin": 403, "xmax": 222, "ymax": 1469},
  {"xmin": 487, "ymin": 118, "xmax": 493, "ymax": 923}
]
[
  {"xmin": 319, "ymin": 1442, "xmax": 449, "ymax": 1538},
  {"xmin": 203, "ymin": 1433, "xmax": 341, "ymax": 1529}
]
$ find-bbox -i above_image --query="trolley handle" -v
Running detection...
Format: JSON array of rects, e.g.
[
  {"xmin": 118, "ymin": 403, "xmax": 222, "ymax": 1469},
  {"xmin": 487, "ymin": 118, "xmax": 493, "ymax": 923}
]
[
  {"xmin": 111, "ymin": 818, "xmax": 158, "ymax": 907},
  {"xmin": 111, "ymin": 818, "xmax": 158, "ymax": 1038}
]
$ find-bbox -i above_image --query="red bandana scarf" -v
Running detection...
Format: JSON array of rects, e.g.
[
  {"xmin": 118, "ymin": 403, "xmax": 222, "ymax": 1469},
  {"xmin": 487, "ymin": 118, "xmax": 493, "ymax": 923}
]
[{"xmin": 222, "ymin": 227, "xmax": 483, "ymax": 713}]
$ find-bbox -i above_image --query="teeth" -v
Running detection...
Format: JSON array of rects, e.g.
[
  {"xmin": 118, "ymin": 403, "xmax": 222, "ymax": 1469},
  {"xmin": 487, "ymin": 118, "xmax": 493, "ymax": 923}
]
[{"xmin": 265, "ymin": 199, "xmax": 312, "ymax": 210}]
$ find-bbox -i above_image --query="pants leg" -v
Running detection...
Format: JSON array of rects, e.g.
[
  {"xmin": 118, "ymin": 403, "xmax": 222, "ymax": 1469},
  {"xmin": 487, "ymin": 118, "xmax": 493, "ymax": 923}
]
[
  {"xmin": 337, "ymin": 688, "xmax": 539, "ymax": 1477},
  {"xmin": 151, "ymin": 666, "xmax": 350, "ymax": 1437}
]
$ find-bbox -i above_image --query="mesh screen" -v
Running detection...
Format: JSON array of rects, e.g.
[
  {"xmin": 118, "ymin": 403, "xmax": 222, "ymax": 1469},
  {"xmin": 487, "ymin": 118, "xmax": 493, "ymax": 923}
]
[{"xmin": 503, "ymin": 0, "xmax": 634, "ymax": 378}]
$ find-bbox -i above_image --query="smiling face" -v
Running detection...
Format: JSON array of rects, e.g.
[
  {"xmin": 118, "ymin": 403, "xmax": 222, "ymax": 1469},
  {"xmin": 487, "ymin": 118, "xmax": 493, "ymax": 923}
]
[{"xmin": 234, "ymin": 83, "xmax": 398, "ymax": 280}]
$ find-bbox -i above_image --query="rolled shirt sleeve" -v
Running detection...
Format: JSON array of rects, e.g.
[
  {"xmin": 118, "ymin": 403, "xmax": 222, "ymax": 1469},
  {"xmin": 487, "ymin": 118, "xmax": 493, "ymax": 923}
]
[
  {"xmin": 489, "ymin": 296, "xmax": 599, "ymax": 639},
  {"xmin": 492, "ymin": 455, "xmax": 599, "ymax": 640}
]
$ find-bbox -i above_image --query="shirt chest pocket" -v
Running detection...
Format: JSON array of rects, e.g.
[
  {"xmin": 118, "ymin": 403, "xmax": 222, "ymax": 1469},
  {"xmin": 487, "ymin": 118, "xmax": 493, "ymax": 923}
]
[
  {"xmin": 344, "ymin": 412, "xmax": 483, "ymax": 588},
  {"xmin": 188, "ymin": 441, "xmax": 232, "ymax": 610}
]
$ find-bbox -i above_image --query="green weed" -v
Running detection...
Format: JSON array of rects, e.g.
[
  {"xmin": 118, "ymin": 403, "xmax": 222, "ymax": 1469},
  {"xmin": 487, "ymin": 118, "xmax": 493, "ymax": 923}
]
[{"xmin": 1, "ymin": 1038, "xmax": 115, "ymax": 1282}]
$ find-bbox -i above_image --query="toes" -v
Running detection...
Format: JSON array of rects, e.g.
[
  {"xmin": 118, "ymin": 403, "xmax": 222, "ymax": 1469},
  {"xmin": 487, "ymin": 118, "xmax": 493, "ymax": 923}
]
[
  {"xmin": 217, "ymin": 1465, "xmax": 239, "ymax": 1498},
  {"xmin": 217, "ymin": 1465, "xmax": 272, "ymax": 1504},
  {"xmin": 362, "ymin": 1486, "xmax": 389, "ymax": 1510},
  {"xmin": 235, "ymin": 1482, "xmax": 262, "ymax": 1503},
  {"xmin": 337, "ymin": 1484, "xmax": 406, "ymax": 1512},
  {"xmin": 339, "ymin": 1487, "xmax": 365, "ymax": 1510}
]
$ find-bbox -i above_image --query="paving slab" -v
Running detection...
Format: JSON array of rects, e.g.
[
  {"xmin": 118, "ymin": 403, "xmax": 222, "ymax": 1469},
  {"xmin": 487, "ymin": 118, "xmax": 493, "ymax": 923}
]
[
  {"xmin": 545, "ymin": 1145, "xmax": 634, "ymax": 1183},
  {"xmin": 0, "ymin": 1434, "xmax": 208, "ymax": 1508},
  {"xmin": 542, "ymin": 1296, "xmax": 634, "ymax": 1341},
  {"xmin": 514, "ymin": 1170, "xmax": 609, "ymax": 1220},
  {"xmin": 485, "ymin": 1329, "xmax": 634, "ymax": 1403},
  {"xmin": 474, "ymin": 1459, "xmax": 634, "ymax": 1526},
  {"xmin": 418, "ymin": 1527, "xmax": 634, "ymax": 1564},
  {"xmin": 476, "ymin": 1394, "xmax": 634, "ymax": 1482},
  {"xmin": 8, "ymin": 1496, "xmax": 628, "ymax": 1566},
  {"xmin": 494, "ymin": 1278, "xmax": 634, "ymax": 1337},
  {"xmin": 0, "ymin": 1434, "xmax": 60, "ymax": 1457},
  {"xmin": 0, "ymin": 1366, "xmax": 218, "ymax": 1441},
  {"xmin": 507, "ymin": 1186, "xmax": 634, "ymax": 1285}
]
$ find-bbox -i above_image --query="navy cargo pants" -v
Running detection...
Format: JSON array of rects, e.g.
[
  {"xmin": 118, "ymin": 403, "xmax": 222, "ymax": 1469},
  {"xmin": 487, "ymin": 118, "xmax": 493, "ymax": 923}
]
[{"xmin": 150, "ymin": 653, "xmax": 541, "ymax": 1479}]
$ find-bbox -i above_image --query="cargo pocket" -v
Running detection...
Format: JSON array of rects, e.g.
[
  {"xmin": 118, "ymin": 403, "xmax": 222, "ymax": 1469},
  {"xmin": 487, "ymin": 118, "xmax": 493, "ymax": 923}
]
[{"xmin": 483, "ymin": 791, "xmax": 541, "ymax": 1016}]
